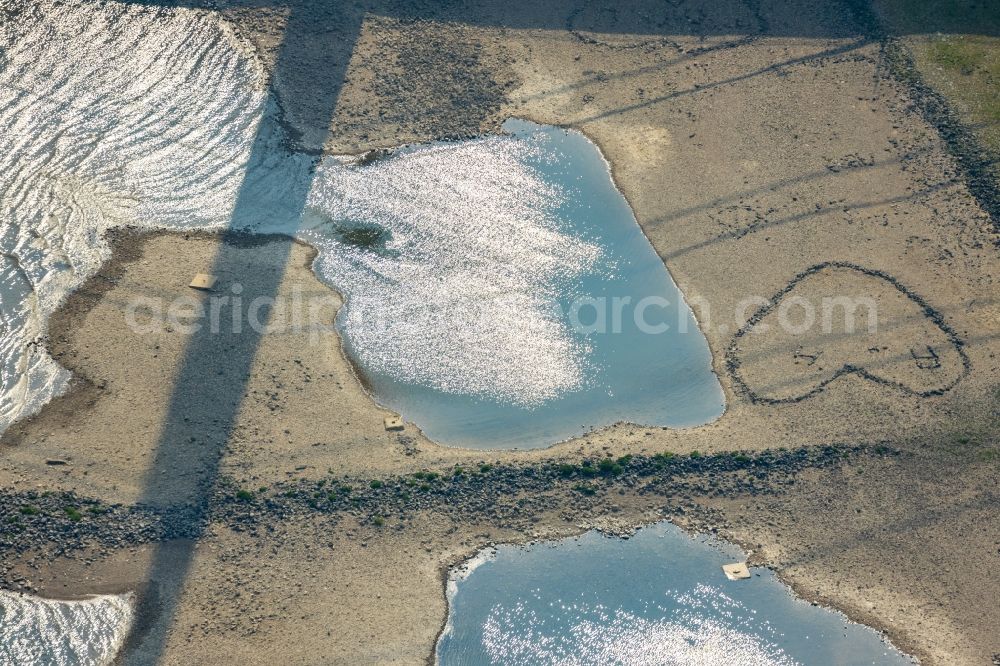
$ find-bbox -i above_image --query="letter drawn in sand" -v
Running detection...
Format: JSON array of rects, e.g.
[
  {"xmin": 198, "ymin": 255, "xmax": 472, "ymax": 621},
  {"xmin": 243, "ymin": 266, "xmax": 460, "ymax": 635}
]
[{"xmin": 726, "ymin": 263, "xmax": 970, "ymax": 404}]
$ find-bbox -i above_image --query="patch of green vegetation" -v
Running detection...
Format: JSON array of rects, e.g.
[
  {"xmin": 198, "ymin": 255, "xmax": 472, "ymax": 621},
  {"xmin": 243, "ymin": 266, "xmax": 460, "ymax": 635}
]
[
  {"xmin": 597, "ymin": 458, "xmax": 624, "ymax": 476},
  {"xmin": 578, "ymin": 465, "xmax": 597, "ymax": 477},
  {"xmin": 929, "ymin": 37, "xmax": 981, "ymax": 73},
  {"xmin": 372, "ymin": 515, "xmax": 385, "ymax": 527},
  {"xmin": 873, "ymin": 0, "xmax": 1000, "ymax": 199},
  {"xmin": 419, "ymin": 483, "xmax": 432, "ymax": 492},
  {"xmin": 337, "ymin": 223, "xmax": 390, "ymax": 251},
  {"xmin": 19, "ymin": 505, "xmax": 39, "ymax": 516},
  {"xmin": 573, "ymin": 483, "xmax": 597, "ymax": 496},
  {"xmin": 689, "ymin": 450, "xmax": 702, "ymax": 459},
  {"xmin": 453, "ymin": 466, "xmax": 464, "ymax": 477},
  {"xmin": 652, "ymin": 452, "xmax": 675, "ymax": 464},
  {"xmin": 88, "ymin": 505, "xmax": 108, "ymax": 515},
  {"xmin": 235, "ymin": 489, "xmax": 254, "ymax": 501},
  {"xmin": 63, "ymin": 506, "xmax": 83, "ymax": 522},
  {"xmin": 937, "ymin": 423, "xmax": 1000, "ymax": 463},
  {"xmin": 369, "ymin": 480, "xmax": 384, "ymax": 489},
  {"xmin": 479, "ymin": 464, "xmax": 492, "ymax": 474},
  {"xmin": 977, "ymin": 448, "xmax": 999, "ymax": 462},
  {"xmin": 557, "ymin": 463, "xmax": 577, "ymax": 477}
]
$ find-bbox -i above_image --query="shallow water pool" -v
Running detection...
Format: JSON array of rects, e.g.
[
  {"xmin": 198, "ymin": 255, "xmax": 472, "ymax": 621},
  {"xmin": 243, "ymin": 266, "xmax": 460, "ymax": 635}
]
[
  {"xmin": 437, "ymin": 522, "xmax": 914, "ymax": 665},
  {"xmin": 316, "ymin": 120, "xmax": 725, "ymax": 448},
  {"xmin": 0, "ymin": 2, "xmax": 722, "ymax": 449}
]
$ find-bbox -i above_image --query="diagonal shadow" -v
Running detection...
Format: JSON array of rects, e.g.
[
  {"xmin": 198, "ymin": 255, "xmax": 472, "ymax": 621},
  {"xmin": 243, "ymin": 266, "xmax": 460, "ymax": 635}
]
[
  {"xmin": 662, "ymin": 179, "xmax": 959, "ymax": 260},
  {"xmin": 569, "ymin": 37, "xmax": 872, "ymax": 125},
  {"xmin": 118, "ymin": 5, "xmax": 360, "ymax": 661},
  {"xmin": 54, "ymin": 0, "xmax": 998, "ymax": 661}
]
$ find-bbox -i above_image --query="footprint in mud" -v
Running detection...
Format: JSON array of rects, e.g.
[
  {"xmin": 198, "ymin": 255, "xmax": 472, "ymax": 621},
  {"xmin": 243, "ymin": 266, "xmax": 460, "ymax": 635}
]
[{"xmin": 727, "ymin": 262, "xmax": 970, "ymax": 403}]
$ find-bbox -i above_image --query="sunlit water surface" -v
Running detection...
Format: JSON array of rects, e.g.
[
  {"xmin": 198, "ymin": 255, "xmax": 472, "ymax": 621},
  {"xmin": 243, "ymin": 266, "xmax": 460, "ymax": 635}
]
[
  {"xmin": 437, "ymin": 523, "xmax": 915, "ymax": 666},
  {"xmin": 0, "ymin": 591, "xmax": 133, "ymax": 666},
  {"xmin": 0, "ymin": 1, "xmax": 721, "ymax": 448},
  {"xmin": 315, "ymin": 120, "xmax": 725, "ymax": 447},
  {"xmin": 0, "ymin": 3, "xmax": 907, "ymax": 666}
]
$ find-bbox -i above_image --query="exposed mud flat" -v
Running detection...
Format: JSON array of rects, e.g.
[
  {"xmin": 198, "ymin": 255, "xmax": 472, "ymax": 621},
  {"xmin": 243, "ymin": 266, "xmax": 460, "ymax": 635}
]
[{"xmin": 0, "ymin": 0, "xmax": 998, "ymax": 664}]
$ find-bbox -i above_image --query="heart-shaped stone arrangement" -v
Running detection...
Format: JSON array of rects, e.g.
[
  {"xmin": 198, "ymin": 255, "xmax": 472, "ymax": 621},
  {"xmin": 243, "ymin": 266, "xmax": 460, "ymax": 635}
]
[{"xmin": 727, "ymin": 263, "xmax": 969, "ymax": 404}]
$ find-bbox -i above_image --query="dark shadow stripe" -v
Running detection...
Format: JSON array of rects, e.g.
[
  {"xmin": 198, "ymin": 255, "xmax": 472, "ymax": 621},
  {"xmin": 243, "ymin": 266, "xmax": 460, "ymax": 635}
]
[{"xmin": 123, "ymin": 6, "xmax": 359, "ymax": 662}]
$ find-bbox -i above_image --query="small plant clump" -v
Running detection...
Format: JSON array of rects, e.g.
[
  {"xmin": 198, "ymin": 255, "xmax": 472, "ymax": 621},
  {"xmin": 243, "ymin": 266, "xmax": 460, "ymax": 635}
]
[
  {"xmin": 652, "ymin": 452, "xmax": 675, "ymax": 465},
  {"xmin": 369, "ymin": 480, "xmax": 384, "ymax": 489},
  {"xmin": 597, "ymin": 458, "xmax": 624, "ymax": 476},
  {"xmin": 336, "ymin": 222, "xmax": 390, "ymax": 251},
  {"xmin": 63, "ymin": 506, "xmax": 83, "ymax": 522},
  {"xmin": 235, "ymin": 489, "xmax": 254, "ymax": 501}
]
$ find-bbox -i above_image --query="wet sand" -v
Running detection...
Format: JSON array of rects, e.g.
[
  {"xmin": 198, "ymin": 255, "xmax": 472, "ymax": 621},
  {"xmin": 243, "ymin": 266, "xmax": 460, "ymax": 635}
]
[{"xmin": 1, "ymin": 0, "xmax": 999, "ymax": 664}]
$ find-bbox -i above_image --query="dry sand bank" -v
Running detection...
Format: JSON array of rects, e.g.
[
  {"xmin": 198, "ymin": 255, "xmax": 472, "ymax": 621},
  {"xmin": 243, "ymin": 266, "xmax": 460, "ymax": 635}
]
[{"xmin": 1, "ymin": 0, "xmax": 999, "ymax": 664}]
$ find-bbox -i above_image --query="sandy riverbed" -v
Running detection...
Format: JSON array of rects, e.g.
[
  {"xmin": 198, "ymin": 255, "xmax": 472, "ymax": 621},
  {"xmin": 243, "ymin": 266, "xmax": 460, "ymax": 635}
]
[{"xmin": 1, "ymin": 0, "xmax": 998, "ymax": 664}]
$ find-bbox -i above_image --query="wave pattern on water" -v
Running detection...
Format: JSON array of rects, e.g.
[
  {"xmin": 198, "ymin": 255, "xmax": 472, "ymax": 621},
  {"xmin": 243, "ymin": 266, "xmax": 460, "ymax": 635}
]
[
  {"xmin": 0, "ymin": 0, "xmax": 268, "ymax": 429},
  {"xmin": 0, "ymin": 0, "xmax": 610, "ymax": 432},
  {"xmin": 0, "ymin": 591, "xmax": 133, "ymax": 666},
  {"xmin": 0, "ymin": 0, "xmax": 723, "ymax": 447},
  {"xmin": 480, "ymin": 584, "xmax": 795, "ymax": 666},
  {"xmin": 306, "ymin": 139, "xmax": 601, "ymax": 405},
  {"xmin": 438, "ymin": 524, "xmax": 914, "ymax": 665}
]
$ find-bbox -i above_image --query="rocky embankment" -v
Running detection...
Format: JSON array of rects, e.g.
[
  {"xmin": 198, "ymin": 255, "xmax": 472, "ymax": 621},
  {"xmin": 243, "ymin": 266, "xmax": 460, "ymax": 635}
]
[{"xmin": 0, "ymin": 443, "xmax": 887, "ymax": 593}]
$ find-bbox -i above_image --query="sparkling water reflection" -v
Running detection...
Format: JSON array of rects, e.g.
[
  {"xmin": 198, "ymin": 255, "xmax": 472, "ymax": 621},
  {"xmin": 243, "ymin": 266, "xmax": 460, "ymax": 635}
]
[
  {"xmin": 437, "ymin": 523, "xmax": 915, "ymax": 665},
  {"xmin": 0, "ymin": 591, "xmax": 133, "ymax": 666},
  {"xmin": 0, "ymin": 1, "xmax": 722, "ymax": 449},
  {"xmin": 308, "ymin": 120, "xmax": 725, "ymax": 448}
]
